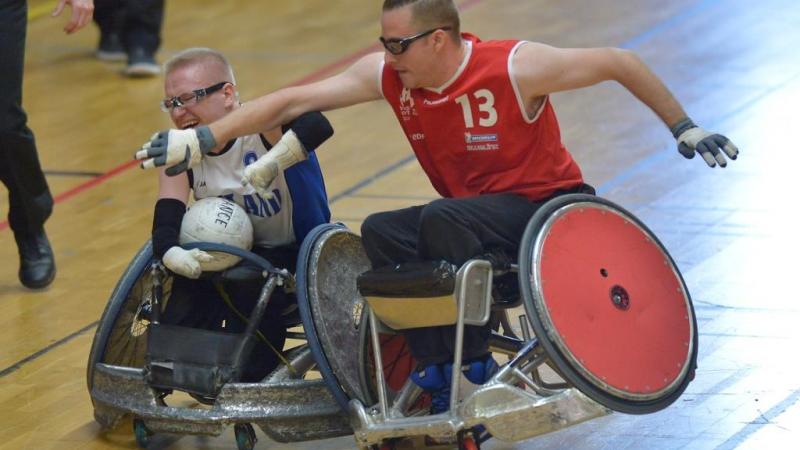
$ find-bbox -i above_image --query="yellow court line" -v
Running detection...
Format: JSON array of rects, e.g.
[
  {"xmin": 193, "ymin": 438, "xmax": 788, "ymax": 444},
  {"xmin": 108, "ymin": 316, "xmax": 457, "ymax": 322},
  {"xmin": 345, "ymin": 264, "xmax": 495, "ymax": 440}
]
[{"xmin": 28, "ymin": 1, "xmax": 58, "ymax": 21}]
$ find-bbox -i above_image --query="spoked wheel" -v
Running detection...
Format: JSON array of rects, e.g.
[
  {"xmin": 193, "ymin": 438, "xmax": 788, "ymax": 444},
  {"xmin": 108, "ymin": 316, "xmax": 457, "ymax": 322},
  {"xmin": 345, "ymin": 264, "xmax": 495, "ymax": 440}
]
[
  {"xmin": 519, "ymin": 194, "xmax": 697, "ymax": 414},
  {"xmin": 132, "ymin": 418, "xmax": 152, "ymax": 448},
  {"xmin": 87, "ymin": 241, "xmax": 172, "ymax": 393},
  {"xmin": 234, "ymin": 423, "xmax": 257, "ymax": 450}
]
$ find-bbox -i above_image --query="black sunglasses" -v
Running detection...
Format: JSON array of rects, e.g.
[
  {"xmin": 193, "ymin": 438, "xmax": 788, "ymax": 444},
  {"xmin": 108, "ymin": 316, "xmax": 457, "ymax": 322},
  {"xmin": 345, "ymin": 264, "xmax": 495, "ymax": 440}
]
[
  {"xmin": 160, "ymin": 81, "xmax": 229, "ymax": 112},
  {"xmin": 379, "ymin": 27, "xmax": 452, "ymax": 55}
]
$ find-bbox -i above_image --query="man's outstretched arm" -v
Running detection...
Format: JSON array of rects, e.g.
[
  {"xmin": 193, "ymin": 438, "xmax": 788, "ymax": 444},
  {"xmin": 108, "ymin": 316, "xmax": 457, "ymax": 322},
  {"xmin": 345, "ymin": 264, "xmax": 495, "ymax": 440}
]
[
  {"xmin": 514, "ymin": 43, "xmax": 738, "ymax": 167},
  {"xmin": 135, "ymin": 53, "xmax": 385, "ymax": 175}
]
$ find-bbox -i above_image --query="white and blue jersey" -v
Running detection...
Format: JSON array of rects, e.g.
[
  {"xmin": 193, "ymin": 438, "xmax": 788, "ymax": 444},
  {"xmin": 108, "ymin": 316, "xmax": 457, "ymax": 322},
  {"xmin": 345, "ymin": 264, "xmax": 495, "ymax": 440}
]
[{"xmin": 188, "ymin": 133, "xmax": 330, "ymax": 248}]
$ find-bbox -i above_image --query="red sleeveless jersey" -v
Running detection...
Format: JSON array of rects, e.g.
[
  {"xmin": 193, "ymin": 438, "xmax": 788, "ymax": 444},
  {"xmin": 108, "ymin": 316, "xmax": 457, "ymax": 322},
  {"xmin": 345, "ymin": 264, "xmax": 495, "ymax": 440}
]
[{"xmin": 381, "ymin": 34, "xmax": 583, "ymax": 201}]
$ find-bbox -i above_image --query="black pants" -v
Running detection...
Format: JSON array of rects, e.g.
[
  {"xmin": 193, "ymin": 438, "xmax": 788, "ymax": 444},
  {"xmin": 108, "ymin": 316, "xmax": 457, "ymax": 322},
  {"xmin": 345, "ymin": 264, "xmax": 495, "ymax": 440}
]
[
  {"xmin": 94, "ymin": 0, "xmax": 164, "ymax": 53},
  {"xmin": 0, "ymin": 0, "xmax": 53, "ymax": 237},
  {"xmin": 361, "ymin": 187, "xmax": 594, "ymax": 366},
  {"xmin": 160, "ymin": 245, "xmax": 299, "ymax": 382}
]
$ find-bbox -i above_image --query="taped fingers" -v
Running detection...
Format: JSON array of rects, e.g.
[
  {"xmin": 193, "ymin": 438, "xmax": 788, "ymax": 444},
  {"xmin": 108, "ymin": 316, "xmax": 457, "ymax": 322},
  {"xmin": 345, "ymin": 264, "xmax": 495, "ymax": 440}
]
[
  {"xmin": 718, "ymin": 136, "xmax": 739, "ymax": 159},
  {"xmin": 697, "ymin": 141, "xmax": 720, "ymax": 167}
]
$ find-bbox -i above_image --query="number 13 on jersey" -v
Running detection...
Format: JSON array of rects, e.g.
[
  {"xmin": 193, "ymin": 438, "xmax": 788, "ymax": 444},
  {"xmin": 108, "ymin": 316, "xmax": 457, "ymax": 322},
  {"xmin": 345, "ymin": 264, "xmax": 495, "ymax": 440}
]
[{"xmin": 455, "ymin": 89, "xmax": 498, "ymax": 128}]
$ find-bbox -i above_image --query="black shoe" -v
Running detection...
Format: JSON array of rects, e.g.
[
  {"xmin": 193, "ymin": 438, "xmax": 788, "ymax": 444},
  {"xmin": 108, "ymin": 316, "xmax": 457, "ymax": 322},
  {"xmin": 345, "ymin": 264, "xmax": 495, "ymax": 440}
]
[
  {"xmin": 15, "ymin": 228, "xmax": 56, "ymax": 289},
  {"xmin": 124, "ymin": 48, "xmax": 160, "ymax": 77},
  {"xmin": 96, "ymin": 33, "xmax": 126, "ymax": 62}
]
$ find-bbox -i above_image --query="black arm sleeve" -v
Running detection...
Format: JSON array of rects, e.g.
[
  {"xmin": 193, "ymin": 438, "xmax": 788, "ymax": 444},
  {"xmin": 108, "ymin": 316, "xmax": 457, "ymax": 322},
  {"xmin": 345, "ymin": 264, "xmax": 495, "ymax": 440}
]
[
  {"xmin": 151, "ymin": 198, "xmax": 186, "ymax": 259},
  {"xmin": 281, "ymin": 111, "xmax": 334, "ymax": 152}
]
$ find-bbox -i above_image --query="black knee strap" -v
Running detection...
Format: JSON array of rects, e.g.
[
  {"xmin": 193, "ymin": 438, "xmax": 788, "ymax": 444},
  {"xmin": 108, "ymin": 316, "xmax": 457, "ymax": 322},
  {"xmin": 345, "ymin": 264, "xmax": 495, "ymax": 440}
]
[{"xmin": 357, "ymin": 260, "xmax": 457, "ymax": 297}]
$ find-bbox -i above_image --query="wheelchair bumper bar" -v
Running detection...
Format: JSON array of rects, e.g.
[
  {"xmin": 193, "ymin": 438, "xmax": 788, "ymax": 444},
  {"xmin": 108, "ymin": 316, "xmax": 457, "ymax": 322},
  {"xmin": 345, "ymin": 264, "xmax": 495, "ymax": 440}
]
[
  {"xmin": 350, "ymin": 384, "xmax": 609, "ymax": 446},
  {"xmin": 91, "ymin": 363, "xmax": 352, "ymax": 443}
]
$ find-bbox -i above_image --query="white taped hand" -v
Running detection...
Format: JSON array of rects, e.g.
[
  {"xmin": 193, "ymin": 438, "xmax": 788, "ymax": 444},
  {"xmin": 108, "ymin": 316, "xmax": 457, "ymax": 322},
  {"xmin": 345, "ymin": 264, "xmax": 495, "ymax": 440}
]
[
  {"xmin": 242, "ymin": 129, "xmax": 308, "ymax": 198},
  {"xmin": 162, "ymin": 246, "xmax": 213, "ymax": 279},
  {"xmin": 134, "ymin": 126, "xmax": 218, "ymax": 176}
]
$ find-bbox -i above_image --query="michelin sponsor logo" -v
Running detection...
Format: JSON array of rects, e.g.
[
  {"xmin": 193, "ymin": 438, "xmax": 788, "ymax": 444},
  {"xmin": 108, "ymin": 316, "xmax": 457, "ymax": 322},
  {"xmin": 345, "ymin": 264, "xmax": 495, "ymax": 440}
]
[{"xmin": 464, "ymin": 132, "xmax": 499, "ymax": 151}]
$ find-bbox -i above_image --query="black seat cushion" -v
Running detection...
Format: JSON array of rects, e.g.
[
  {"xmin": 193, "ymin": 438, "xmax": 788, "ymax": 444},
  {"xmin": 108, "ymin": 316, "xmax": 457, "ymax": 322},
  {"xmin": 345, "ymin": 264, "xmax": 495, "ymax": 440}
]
[{"xmin": 357, "ymin": 260, "xmax": 458, "ymax": 298}]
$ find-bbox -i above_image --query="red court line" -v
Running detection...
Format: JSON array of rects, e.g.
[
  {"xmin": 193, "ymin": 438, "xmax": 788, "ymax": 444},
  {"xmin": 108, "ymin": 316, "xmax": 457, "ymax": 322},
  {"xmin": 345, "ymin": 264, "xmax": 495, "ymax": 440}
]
[{"xmin": 0, "ymin": 0, "xmax": 487, "ymax": 232}]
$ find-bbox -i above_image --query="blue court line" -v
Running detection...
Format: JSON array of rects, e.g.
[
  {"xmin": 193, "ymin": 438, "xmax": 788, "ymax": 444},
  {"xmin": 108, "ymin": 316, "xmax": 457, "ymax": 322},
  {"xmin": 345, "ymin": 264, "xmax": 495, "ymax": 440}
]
[
  {"xmin": 329, "ymin": 155, "xmax": 416, "ymax": 204},
  {"xmin": 714, "ymin": 389, "xmax": 800, "ymax": 450}
]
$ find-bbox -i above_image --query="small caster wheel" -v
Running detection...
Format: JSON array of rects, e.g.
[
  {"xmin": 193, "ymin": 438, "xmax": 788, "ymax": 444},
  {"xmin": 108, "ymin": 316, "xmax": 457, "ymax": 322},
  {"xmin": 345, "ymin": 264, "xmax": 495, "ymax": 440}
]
[
  {"xmin": 132, "ymin": 419, "xmax": 152, "ymax": 448},
  {"xmin": 234, "ymin": 423, "xmax": 257, "ymax": 450}
]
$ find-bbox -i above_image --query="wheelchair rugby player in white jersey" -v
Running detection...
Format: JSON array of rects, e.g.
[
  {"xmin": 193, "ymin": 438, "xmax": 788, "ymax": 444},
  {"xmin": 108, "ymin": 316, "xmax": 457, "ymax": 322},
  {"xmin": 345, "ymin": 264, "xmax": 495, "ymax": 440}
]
[{"xmin": 150, "ymin": 47, "xmax": 333, "ymax": 384}]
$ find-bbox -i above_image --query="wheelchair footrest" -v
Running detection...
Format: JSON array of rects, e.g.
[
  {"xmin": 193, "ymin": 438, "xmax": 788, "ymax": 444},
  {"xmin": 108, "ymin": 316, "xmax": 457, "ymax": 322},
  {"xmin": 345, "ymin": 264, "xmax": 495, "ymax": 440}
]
[{"xmin": 145, "ymin": 323, "xmax": 251, "ymax": 397}]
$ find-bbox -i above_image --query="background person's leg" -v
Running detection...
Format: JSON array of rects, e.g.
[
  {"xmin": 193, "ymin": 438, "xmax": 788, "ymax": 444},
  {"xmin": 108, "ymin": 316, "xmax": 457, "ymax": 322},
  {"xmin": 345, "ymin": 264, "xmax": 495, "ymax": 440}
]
[
  {"xmin": 122, "ymin": 0, "xmax": 164, "ymax": 76},
  {"xmin": 93, "ymin": 0, "xmax": 126, "ymax": 61},
  {"xmin": 0, "ymin": 0, "xmax": 55, "ymax": 289}
]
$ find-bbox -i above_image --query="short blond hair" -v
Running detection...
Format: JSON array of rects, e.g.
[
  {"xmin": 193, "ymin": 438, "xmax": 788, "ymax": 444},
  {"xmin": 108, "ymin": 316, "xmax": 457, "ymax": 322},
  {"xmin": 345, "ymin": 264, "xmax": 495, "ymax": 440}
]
[
  {"xmin": 382, "ymin": 0, "xmax": 460, "ymax": 39},
  {"xmin": 163, "ymin": 47, "xmax": 237, "ymax": 85}
]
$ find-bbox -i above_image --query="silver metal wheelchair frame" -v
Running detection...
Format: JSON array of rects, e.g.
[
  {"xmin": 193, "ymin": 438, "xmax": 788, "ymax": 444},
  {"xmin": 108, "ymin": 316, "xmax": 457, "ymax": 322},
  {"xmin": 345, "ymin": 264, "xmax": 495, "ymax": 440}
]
[{"xmin": 87, "ymin": 241, "xmax": 354, "ymax": 448}]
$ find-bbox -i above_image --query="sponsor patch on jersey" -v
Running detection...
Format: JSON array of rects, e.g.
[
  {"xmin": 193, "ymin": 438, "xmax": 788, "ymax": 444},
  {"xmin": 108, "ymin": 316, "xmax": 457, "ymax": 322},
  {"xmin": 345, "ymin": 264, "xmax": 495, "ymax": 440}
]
[
  {"xmin": 465, "ymin": 132, "xmax": 500, "ymax": 151},
  {"xmin": 464, "ymin": 132, "xmax": 498, "ymax": 143}
]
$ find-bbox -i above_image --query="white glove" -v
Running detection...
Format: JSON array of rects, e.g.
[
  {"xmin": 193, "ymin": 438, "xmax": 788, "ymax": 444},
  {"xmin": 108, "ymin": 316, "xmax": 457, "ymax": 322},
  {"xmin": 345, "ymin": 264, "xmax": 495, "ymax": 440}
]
[
  {"xmin": 672, "ymin": 118, "xmax": 739, "ymax": 168},
  {"xmin": 162, "ymin": 246, "xmax": 213, "ymax": 279},
  {"xmin": 242, "ymin": 129, "xmax": 308, "ymax": 199},
  {"xmin": 134, "ymin": 126, "xmax": 218, "ymax": 176}
]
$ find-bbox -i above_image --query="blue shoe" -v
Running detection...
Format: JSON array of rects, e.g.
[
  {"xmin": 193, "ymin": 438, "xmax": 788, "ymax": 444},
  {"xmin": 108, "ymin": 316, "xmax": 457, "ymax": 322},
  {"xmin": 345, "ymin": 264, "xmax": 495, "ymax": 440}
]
[
  {"xmin": 410, "ymin": 364, "xmax": 451, "ymax": 414},
  {"xmin": 447, "ymin": 354, "xmax": 499, "ymax": 385}
]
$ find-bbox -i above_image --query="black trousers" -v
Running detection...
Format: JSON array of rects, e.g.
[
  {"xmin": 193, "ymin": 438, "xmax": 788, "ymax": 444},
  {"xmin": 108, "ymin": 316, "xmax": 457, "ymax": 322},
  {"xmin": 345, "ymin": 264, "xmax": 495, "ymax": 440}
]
[
  {"xmin": 361, "ymin": 186, "xmax": 594, "ymax": 366},
  {"xmin": 94, "ymin": 0, "xmax": 164, "ymax": 53},
  {"xmin": 0, "ymin": 0, "xmax": 53, "ymax": 237},
  {"xmin": 160, "ymin": 245, "xmax": 299, "ymax": 382}
]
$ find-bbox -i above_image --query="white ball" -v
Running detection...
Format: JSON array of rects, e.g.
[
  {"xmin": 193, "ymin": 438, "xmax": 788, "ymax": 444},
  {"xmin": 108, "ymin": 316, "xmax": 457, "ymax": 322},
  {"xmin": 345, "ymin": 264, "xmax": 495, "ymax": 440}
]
[{"xmin": 179, "ymin": 197, "xmax": 254, "ymax": 271}]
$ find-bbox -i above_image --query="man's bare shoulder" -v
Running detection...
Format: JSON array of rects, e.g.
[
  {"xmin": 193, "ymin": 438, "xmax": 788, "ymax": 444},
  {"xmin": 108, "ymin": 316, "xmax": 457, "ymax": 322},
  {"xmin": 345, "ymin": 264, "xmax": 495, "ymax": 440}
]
[
  {"xmin": 512, "ymin": 41, "xmax": 557, "ymax": 69},
  {"xmin": 348, "ymin": 52, "xmax": 385, "ymax": 76}
]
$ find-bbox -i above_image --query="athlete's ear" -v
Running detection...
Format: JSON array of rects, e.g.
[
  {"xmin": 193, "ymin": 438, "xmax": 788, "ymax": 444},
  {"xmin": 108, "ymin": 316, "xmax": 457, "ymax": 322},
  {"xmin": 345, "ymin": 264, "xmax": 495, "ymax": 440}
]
[
  {"xmin": 223, "ymin": 83, "xmax": 238, "ymax": 108},
  {"xmin": 432, "ymin": 29, "xmax": 448, "ymax": 52}
]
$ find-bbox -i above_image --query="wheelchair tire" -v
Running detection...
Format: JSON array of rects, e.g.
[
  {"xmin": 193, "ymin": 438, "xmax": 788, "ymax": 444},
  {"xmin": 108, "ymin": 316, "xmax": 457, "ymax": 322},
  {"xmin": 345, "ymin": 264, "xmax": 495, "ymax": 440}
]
[
  {"xmin": 296, "ymin": 223, "xmax": 424, "ymax": 411},
  {"xmin": 86, "ymin": 241, "xmax": 169, "ymax": 392},
  {"xmin": 518, "ymin": 194, "xmax": 698, "ymax": 414},
  {"xmin": 296, "ymin": 223, "xmax": 372, "ymax": 409}
]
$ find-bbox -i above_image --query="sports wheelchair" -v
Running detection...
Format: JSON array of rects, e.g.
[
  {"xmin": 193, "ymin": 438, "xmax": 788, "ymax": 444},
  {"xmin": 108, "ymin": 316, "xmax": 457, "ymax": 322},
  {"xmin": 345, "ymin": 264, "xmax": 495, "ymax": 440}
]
[{"xmin": 87, "ymin": 194, "xmax": 697, "ymax": 449}]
